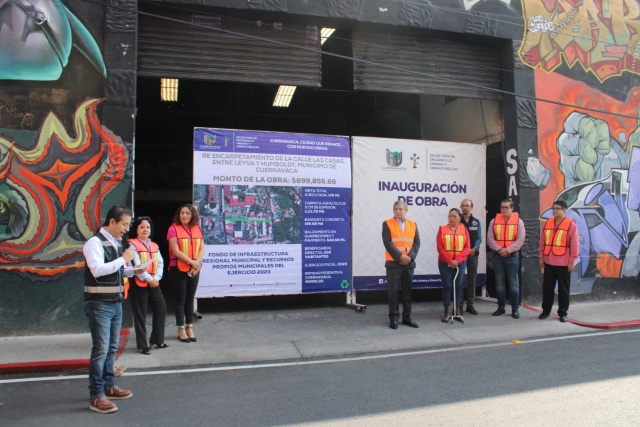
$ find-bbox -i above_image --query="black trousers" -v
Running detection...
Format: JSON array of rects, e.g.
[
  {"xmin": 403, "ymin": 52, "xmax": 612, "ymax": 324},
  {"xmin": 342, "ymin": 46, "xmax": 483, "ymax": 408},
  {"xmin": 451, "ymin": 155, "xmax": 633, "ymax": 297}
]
[
  {"xmin": 463, "ymin": 254, "xmax": 479, "ymax": 306},
  {"xmin": 542, "ymin": 263, "xmax": 571, "ymax": 317},
  {"xmin": 129, "ymin": 283, "xmax": 167, "ymax": 348},
  {"xmin": 386, "ymin": 266, "xmax": 414, "ymax": 321},
  {"xmin": 169, "ymin": 268, "xmax": 200, "ymax": 326}
]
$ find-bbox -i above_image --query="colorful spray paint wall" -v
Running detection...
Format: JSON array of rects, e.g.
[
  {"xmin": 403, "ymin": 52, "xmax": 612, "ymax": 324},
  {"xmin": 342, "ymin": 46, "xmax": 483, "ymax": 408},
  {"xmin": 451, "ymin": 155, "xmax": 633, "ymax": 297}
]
[
  {"xmin": 0, "ymin": 0, "xmax": 136, "ymax": 335},
  {"xmin": 519, "ymin": 0, "xmax": 640, "ymax": 300}
]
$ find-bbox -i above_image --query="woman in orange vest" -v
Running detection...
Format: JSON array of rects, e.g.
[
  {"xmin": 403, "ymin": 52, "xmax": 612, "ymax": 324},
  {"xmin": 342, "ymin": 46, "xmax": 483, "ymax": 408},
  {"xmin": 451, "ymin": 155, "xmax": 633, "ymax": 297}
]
[
  {"xmin": 167, "ymin": 204, "xmax": 204, "ymax": 343},
  {"xmin": 128, "ymin": 216, "xmax": 167, "ymax": 354},
  {"xmin": 436, "ymin": 208, "xmax": 470, "ymax": 322}
]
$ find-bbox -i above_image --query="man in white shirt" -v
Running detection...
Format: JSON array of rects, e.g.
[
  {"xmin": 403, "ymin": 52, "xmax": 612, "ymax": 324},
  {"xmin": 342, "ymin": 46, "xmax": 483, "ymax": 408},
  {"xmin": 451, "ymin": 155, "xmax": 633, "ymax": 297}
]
[{"xmin": 83, "ymin": 205, "xmax": 142, "ymax": 414}]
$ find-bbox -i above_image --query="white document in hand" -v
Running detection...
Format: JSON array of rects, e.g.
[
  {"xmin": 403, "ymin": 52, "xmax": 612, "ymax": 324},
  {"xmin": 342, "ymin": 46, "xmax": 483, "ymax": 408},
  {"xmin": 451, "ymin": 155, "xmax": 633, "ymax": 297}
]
[{"xmin": 136, "ymin": 259, "xmax": 154, "ymax": 270}]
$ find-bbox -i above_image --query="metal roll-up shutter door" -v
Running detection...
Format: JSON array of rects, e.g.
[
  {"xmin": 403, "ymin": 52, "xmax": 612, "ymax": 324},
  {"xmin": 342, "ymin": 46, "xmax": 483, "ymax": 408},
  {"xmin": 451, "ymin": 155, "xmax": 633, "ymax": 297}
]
[
  {"xmin": 352, "ymin": 32, "xmax": 502, "ymax": 100},
  {"xmin": 138, "ymin": 14, "xmax": 321, "ymax": 87}
]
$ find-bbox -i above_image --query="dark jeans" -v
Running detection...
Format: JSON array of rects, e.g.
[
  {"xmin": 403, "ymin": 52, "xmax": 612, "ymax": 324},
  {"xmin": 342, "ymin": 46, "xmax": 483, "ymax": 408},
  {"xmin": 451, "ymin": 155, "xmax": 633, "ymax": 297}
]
[
  {"xmin": 463, "ymin": 254, "xmax": 478, "ymax": 306},
  {"xmin": 84, "ymin": 301, "xmax": 122, "ymax": 399},
  {"xmin": 386, "ymin": 266, "xmax": 414, "ymax": 321},
  {"xmin": 542, "ymin": 263, "xmax": 571, "ymax": 316},
  {"xmin": 438, "ymin": 260, "xmax": 467, "ymax": 307},
  {"xmin": 129, "ymin": 283, "xmax": 167, "ymax": 348},
  {"xmin": 493, "ymin": 252, "xmax": 520, "ymax": 311},
  {"xmin": 170, "ymin": 268, "xmax": 200, "ymax": 326}
]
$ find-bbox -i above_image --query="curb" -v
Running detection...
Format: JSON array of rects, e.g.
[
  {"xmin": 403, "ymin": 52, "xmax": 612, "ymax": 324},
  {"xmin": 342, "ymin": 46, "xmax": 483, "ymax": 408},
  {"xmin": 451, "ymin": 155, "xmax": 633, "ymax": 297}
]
[
  {"xmin": 521, "ymin": 304, "xmax": 640, "ymax": 330},
  {"xmin": 0, "ymin": 329, "xmax": 130, "ymax": 376}
]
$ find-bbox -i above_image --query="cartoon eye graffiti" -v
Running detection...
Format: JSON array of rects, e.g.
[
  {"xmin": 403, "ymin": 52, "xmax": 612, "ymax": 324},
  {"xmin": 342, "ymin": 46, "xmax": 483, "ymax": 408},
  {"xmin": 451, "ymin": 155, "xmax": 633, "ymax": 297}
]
[{"xmin": 0, "ymin": 0, "xmax": 106, "ymax": 81}]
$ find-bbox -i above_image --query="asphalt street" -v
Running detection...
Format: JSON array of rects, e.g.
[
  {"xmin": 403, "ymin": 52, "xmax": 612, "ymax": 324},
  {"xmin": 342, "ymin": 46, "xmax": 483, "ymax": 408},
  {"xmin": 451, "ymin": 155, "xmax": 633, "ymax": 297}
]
[{"xmin": 1, "ymin": 329, "xmax": 639, "ymax": 426}]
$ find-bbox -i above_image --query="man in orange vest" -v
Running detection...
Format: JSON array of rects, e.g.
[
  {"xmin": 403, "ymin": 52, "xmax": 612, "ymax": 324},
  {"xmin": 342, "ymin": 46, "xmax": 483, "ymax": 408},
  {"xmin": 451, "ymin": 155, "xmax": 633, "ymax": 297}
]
[
  {"xmin": 382, "ymin": 200, "xmax": 421, "ymax": 329},
  {"xmin": 538, "ymin": 200, "xmax": 579, "ymax": 323},
  {"xmin": 487, "ymin": 198, "xmax": 525, "ymax": 318}
]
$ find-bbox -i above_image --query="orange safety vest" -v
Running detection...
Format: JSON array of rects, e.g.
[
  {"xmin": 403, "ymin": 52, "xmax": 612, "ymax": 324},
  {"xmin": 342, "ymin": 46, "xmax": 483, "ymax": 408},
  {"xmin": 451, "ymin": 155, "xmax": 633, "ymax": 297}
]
[
  {"xmin": 130, "ymin": 238, "xmax": 160, "ymax": 287},
  {"xmin": 123, "ymin": 273, "xmax": 130, "ymax": 299},
  {"xmin": 440, "ymin": 225, "xmax": 468, "ymax": 260},
  {"xmin": 385, "ymin": 218, "xmax": 417, "ymax": 261},
  {"xmin": 169, "ymin": 224, "xmax": 203, "ymax": 272},
  {"xmin": 543, "ymin": 217, "xmax": 573, "ymax": 256},
  {"xmin": 493, "ymin": 213, "xmax": 520, "ymax": 248}
]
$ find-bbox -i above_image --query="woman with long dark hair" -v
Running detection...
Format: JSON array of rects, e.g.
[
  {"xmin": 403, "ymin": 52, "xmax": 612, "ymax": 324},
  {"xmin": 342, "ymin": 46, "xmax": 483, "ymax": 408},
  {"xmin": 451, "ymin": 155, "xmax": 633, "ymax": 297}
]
[{"xmin": 167, "ymin": 204, "xmax": 204, "ymax": 343}]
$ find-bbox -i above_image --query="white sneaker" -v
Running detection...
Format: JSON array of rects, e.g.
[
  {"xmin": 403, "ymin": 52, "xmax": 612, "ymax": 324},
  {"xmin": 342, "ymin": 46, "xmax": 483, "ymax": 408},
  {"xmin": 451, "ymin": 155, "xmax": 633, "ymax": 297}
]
[{"xmin": 113, "ymin": 364, "xmax": 127, "ymax": 377}]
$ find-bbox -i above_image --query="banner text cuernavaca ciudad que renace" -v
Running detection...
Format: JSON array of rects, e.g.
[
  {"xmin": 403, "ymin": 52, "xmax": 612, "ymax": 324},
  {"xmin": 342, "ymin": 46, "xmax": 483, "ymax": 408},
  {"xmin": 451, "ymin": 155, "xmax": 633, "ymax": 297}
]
[{"xmin": 193, "ymin": 128, "xmax": 352, "ymax": 297}]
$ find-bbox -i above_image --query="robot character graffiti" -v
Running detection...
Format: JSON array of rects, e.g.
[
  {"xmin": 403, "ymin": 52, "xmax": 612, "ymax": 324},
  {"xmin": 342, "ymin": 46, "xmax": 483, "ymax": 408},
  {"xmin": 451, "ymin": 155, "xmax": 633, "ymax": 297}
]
[{"xmin": 541, "ymin": 112, "xmax": 640, "ymax": 293}]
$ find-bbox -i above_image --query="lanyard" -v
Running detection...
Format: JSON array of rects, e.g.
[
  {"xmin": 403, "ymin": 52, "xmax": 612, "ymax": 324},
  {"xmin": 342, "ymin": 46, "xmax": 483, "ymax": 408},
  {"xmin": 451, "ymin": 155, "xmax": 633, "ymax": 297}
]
[
  {"xmin": 179, "ymin": 225, "xmax": 196, "ymax": 258},
  {"xmin": 134, "ymin": 237, "xmax": 152, "ymax": 253},
  {"xmin": 448, "ymin": 225, "xmax": 463, "ymax": 258}
]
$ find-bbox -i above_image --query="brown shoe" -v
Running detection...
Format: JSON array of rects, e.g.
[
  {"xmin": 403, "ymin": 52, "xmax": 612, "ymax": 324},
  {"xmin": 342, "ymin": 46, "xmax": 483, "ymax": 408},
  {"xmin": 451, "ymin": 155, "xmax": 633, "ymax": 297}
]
[
  {"xmin": 114, "ymin": 364, "xmax": 127, "ymax": 377},
  {"xmin": 105, "ymin": 386, "xmax": 133, "ymax": 400},
  {"xmin": 441, "ymin": 306, "xmax": 451, "ymax": 322},
  {"xmin": 90, "ymin": 396, "xmax": 118, "ymax": 414}
]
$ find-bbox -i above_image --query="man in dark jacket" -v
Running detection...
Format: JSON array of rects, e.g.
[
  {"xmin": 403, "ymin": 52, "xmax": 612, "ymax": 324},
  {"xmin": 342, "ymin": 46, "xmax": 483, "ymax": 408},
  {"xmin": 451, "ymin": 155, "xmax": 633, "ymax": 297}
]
[
  {"xmin": 382, "ymin": 200, "xmax": 421, "ymax": 329},
  {"xmin": 460, "ymin": 199, "xmax": 482, "ymax": 315}
]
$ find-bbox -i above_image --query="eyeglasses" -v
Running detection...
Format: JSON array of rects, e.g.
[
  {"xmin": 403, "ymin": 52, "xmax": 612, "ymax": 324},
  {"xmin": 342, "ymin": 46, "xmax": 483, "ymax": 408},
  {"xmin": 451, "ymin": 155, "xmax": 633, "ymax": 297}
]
[
  {"xmin": 136, "ymin": 216, "xmax": 151, "ymax": 221},
  {"xmin": 460, "ymin": 204, "xmax": 472, "ymax": 207}
]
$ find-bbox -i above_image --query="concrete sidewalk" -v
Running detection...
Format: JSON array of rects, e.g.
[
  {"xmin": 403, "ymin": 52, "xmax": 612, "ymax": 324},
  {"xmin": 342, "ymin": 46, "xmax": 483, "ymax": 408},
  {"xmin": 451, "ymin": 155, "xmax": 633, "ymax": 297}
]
[{"xmin": 1, "ymin": 299, "xmax": 639, "ymax": 375}]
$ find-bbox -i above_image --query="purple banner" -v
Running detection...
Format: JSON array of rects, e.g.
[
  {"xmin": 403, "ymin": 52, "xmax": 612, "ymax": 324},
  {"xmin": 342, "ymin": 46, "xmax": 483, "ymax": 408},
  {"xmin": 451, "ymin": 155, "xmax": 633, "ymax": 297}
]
[{"xmin": 194, "ymin": 128, "xmax": 351, "ymax": 158}]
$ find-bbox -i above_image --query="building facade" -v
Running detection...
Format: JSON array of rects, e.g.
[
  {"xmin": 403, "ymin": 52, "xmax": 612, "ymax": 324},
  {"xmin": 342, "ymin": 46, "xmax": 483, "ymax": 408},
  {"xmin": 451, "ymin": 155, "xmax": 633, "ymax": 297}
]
[{"xmin": 1, "ymin": 0, "xmax": 638, "ymax": 335}]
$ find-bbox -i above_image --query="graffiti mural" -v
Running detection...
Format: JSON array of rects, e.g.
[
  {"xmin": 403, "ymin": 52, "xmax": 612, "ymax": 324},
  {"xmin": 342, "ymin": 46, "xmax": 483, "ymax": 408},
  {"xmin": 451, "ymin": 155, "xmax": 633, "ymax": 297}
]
[
  {"xmin": 0, "ymin": 98, "xmax": 131, "ymax": 280},
  {"xmin": 0, "ymin": 0, "xmax": 106, "ymax": 80},
  {"xmin": 519, "ymin": 0, "xmax": 640, "ymax": 82},
  {"xmin": 464, "ymin": 0, "xmax": 512, "ymax": 11},
  {"xmin": 535, "ymin": 69, "xmax": 640, "ymax": 293}
]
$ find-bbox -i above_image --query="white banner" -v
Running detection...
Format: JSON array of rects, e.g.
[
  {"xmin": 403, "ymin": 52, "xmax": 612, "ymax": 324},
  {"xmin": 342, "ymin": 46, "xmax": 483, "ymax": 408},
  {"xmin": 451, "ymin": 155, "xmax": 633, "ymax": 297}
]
[{"xmin": 352, "ymin": 136, "xmax": 486, "ymax": 290}]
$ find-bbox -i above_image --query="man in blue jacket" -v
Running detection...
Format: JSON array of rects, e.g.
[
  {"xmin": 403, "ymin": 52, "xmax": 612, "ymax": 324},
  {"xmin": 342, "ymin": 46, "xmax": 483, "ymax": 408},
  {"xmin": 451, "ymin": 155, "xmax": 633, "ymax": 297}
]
[{"xmin": 460, "ymin": 199, "xmax": 482, "ymax": 315}]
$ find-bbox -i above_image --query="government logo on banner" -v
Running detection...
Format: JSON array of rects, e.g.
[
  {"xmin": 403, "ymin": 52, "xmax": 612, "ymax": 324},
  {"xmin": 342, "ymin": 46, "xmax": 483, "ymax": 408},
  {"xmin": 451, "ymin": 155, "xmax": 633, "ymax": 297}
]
[
  {"xmin": 384, "ymin": 149, "xmax": 406, "ymax": 171},
  {"xmin": 205, "ymin": 134, "xmax": 216, "ymax": 145}
]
